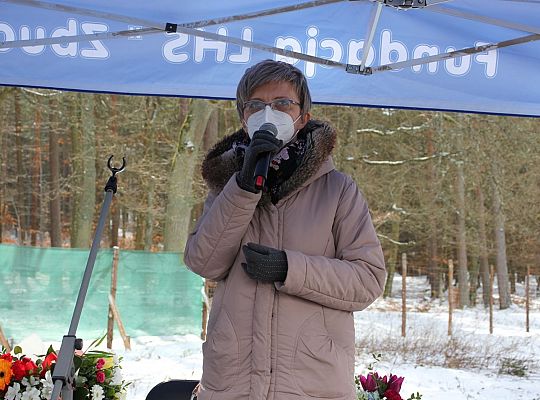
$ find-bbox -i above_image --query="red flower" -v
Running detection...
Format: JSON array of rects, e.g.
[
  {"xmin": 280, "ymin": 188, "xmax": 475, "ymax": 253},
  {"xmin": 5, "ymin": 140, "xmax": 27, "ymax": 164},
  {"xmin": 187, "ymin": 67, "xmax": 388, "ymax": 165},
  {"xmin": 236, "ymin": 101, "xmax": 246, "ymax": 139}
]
[
  {"xmin": 96, "ymin": 370, "xmax": 106, "ymax": 383},
  {"xmin": 96, "ymin": 358, "xmax": 105, "ymax": 370},
  {"xmin": 22, "ymin": 357, "xmax": 38, "ymax": 375},
  {"xmin": 12, "ymin": 357, "xmax": 38, "ymax": 380},
  {"xmin": 41, "ymin": 352, "xmax": 58, "ymax": 377},
  {"xmin": 12, "ymin": 360, "xmax": 27, "ymax": 380},
  {"xmin": 0, "ymin": 353, "xmax": 13, "ymax": 362},
  {"xmin": 383, "ymin": 389, "xmax": 403, "ymax": 400}
]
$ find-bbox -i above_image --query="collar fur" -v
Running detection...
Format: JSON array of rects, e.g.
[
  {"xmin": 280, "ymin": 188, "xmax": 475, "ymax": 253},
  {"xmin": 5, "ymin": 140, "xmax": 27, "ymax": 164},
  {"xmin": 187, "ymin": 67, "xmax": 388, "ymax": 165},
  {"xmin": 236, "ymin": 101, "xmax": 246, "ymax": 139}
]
[{"xmin": 201, "ymin": 119, "xmax": 336, "ymax": 204}]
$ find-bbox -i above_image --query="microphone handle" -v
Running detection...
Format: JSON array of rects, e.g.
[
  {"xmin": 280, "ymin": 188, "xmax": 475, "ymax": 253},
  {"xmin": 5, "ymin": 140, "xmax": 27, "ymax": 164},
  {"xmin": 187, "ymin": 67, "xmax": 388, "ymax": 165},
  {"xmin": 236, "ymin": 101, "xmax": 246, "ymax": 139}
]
[{"xmin": 254, "ymin": 152, "xmax": 272, "ymax": 190}]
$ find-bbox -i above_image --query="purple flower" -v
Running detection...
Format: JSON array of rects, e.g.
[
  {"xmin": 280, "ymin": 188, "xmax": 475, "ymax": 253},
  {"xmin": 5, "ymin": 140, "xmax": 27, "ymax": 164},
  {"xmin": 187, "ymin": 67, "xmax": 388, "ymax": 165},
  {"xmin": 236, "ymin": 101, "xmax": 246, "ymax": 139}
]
[
  {"xmin": 359, "ymin": 373, "xmax": 378, "ymax": 392},
  {"xmin": 387, "ymin": 374, "xmax": 405, "ymax": 393}
]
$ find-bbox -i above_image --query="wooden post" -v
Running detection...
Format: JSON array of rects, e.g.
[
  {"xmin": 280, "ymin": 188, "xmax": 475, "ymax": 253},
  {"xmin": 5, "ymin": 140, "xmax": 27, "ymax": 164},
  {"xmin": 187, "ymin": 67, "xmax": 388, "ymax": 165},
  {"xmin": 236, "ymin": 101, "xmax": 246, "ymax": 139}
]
[
  {"xmin": 448, "ymin": 259, "xmax": 453, "ymax": 336},
  {"xmin": 0, "ymin": 324, "xmax": 11, "ymax": 352},
  {"xmin": 201, "ymin": 301, "xmax": 208, "ymax": 340},
  {"xmin": 107, "ymin": 246, "xmax": 120, "ymax": 349},
  {"xmin": 489, "ymin": 265, "xmax": 494, "ymax": 334},
  {"xmin": 526, "ymin": 266, "xmax": 530, "ymax": 333},
  {"xmin": 401, "ymin": 253, "xmax": 407, "ymax": 338},
  {"xmin": 108, "ymin": 294, "xmax": 131, "ymax": 350}
]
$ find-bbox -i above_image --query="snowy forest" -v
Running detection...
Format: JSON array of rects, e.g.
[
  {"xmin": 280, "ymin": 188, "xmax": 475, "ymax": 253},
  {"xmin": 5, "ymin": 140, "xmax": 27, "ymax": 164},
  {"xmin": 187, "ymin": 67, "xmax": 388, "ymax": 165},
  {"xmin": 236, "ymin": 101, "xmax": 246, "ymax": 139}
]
[{"xmin": 1, "ymin": 87, "xmax": 539, "ymax": 310}]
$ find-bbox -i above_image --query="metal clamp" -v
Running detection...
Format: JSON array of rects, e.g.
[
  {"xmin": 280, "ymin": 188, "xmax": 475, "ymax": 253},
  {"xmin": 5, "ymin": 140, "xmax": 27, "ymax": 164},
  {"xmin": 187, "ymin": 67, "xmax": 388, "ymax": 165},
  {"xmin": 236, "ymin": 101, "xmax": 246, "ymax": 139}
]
[
  {"xmin": 346, "ymin": 64, "xmax": 373, "ymax": 75},
  {"xmin": 165, "ymin": 23, "xmax": 178, "ymax": 33},
  {"xmin": 105, "ymin": 155, "xmax": 126, "ymax": 193},
  {"xmin": 382, "ymin": 0, "xmax": 427, "ymax": 9}
]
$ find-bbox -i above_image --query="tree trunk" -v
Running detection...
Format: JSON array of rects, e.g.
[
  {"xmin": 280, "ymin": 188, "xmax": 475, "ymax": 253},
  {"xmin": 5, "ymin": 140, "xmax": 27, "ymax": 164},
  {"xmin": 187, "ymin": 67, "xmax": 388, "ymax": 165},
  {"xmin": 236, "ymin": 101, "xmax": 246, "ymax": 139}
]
[
  {"xmin": 48, "ymin": 96, "xmax": 62, "ymax": 247},
  {"xmin": 468, "ymin": 258, "xmax": 479, "ymax": 306},
  {"xmin": 144, "ymin": 97, "xmax": 157, "ymax": 251},
  {"xmin": 110, "ymin": 201, "xmax": 120, "ymax": 247},
  {"xmin": 14, "ymin": 90, "xmax": 25, "ymax": 244},
  {"xmin": 134, "ymin": 211, "xmax": 145, "ymax": 250},
  {"xmin": 70, "ymin": 94, "xmax": 96, "ymax": 248},
  {"xmin": 426, "ymin": 129, "xmax": 441, "ymax": 298},
  {"xmin": 121, "ymin": 207, "xmax": 128, "ymax": 242},
  {"xmin": 383, "ymin": 215, "xmax": 401, "ymax": 298},
  {"xmin": 30, "ymin": 103, "xmax": 42, "ymax": 246},
  {"xmin": 490, "ymin": 170, "xmax": 511, "ymax": 309},
  {"xmin": 164, "ymin": 99, "xmax": 215, "ymax": 251},
  {"xmin": 476, "ymin": 186, "xmax": 490, "ymax": 307},
  {"xmin": 0, "ymin": 93, "xmax": 6, "ymax": 242},
  {"xmin": 108, "ymin": 95, "xmax": 120, "ymax": 248},
  {"xmin": 509, "ymin": 266, "xmax": 516, "ymax": 294},
  {"xmin": 456, "ymin": 159, "xmax": 470, "ymax": 307}
]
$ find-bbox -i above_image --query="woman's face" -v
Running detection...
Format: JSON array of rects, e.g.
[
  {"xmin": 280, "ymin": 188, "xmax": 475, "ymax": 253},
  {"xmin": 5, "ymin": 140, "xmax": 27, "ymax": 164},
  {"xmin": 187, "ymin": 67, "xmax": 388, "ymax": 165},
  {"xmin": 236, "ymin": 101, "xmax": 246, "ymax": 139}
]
[{"xmin": 241, "ymin": 81, "xmax": 310, "ymax": 132}]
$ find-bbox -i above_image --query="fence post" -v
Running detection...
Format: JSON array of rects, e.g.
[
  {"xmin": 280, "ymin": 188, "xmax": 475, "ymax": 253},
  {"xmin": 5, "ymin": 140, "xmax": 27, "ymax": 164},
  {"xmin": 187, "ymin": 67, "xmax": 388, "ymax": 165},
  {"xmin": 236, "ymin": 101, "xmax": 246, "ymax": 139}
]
[
  {"xmin": 108, "ymin": 294, "xmax": 131, "ymax": 350},
  {"xmin": 526, "ymin": 266, "xmax": 530, "ymax": 333},
  {"xmin": 448, "ymin": 259, "xmax": 453, "ymax": 336},
  {"xmin": 107, "ymin": 246, "xmax": 120, "ymax": 349},
  {"xmin": 489, "ymin": 265, "xmax": 494, "ymax": 334},
  {"xmin": 401, "ymin": 253, "xmax": 407, "ymax": 338}
]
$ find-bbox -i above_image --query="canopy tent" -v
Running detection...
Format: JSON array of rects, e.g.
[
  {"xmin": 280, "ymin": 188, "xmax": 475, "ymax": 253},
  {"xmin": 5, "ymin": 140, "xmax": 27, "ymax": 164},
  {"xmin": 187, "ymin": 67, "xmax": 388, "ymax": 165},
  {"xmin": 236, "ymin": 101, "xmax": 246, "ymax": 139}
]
[{"xmin": 1, "ymin": 0, "xmax": 539, "ymax": 116}]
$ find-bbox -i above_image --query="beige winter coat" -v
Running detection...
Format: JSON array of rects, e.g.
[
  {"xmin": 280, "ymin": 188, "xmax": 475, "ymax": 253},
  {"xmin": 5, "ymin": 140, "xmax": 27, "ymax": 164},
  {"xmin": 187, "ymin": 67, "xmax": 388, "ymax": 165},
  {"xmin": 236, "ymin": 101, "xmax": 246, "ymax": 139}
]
[{"xmin": 184, "ymin": 120, "xmax": 386, "ymax": 400}]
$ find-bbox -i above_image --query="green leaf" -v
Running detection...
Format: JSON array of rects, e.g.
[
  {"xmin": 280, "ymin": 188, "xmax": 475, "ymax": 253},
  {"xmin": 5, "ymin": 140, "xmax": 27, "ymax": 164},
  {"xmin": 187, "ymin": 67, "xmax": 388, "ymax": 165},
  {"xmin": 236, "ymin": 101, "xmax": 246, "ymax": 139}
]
[
  {"xmin": 13, "ymin": 346, "xmax": 22, "ymax": 354},
  {"xmin": 73, "ymin": 355, "xmax": 83, "ymax": 371},
  {"xmin": 84, "ymin": 334, "xmax": 107, "ymax": 354},
  {"xmin": 74, "ymin": 386, "xmax": 89, "ymax": 400}
]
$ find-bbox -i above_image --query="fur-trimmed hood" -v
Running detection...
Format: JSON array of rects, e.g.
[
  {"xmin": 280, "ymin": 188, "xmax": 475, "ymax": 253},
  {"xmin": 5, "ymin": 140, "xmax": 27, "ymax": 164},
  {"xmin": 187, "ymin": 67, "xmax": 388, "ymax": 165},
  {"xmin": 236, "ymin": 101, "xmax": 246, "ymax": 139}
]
[{"xmin": 201, "ymin": 120, "xmax": 337, "ymax": 204}]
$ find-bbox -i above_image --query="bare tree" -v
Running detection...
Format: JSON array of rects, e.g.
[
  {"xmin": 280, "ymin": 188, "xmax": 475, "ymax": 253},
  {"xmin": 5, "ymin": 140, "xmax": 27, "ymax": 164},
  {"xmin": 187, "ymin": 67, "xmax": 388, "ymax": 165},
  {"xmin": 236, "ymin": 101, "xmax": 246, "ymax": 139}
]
[
  {"xmin": 70, "ymin": 94, "xmax": 96, "ymax": 248},
  {"xmin": 164, "ymin": 99, "xmax": 216, "ymax": 251},
  {"xmin": 48, "ymin": 95, "xmax": 62, "ymax": 247},
  {"xmin": 490, "ymin": 166, "xmax": 511, "ymax": 309},
  {"xmin": 475, "ymin": 184, "xmax": 490, "ymax": 307}
]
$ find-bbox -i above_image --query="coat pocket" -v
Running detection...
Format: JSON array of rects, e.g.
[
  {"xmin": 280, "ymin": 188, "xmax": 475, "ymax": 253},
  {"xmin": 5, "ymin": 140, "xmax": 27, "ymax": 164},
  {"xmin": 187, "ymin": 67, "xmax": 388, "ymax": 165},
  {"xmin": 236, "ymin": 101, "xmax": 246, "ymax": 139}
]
[
  {"xmin": 292, "ymin": 312, "xmax": 350, "ymax": 398},
  {"xmin": 201, "ymin": 309, "xmax": 239, "ymax": 391}
]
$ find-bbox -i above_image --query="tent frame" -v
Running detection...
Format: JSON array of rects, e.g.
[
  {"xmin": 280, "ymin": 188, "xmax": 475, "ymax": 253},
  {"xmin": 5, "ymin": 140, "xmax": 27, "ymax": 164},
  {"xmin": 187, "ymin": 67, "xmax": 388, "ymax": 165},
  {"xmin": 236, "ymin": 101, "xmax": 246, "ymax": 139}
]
[{"xmin": 1, "ymin": 0, "xmax": 540, "ymax": 76}]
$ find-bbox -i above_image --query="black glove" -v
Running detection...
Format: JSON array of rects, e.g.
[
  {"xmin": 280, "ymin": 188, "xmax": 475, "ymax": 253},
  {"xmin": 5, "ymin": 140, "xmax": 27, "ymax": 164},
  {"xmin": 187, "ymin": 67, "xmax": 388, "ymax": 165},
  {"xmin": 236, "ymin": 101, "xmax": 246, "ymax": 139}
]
[
  {"xmin": 242, "ymin": 242, "xmax": 288, "ymax": 283},
  {"xmin": 236, "ymin": 131, "xmax": 282, "ymax": 193}
]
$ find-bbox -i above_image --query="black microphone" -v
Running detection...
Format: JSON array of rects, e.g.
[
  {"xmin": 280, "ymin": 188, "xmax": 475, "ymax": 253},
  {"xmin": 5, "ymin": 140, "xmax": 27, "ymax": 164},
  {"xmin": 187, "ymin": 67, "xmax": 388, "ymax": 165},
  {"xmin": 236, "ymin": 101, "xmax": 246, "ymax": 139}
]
[{"xmin": 253, "ymin": 122, "xmax": 278, "ymax": 190}]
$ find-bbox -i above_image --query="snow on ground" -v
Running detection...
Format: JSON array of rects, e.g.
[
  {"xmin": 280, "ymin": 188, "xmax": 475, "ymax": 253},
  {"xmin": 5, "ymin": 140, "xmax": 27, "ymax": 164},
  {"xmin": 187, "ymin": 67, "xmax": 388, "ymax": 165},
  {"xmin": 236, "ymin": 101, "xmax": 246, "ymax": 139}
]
[{"xmin": 14, "ymin": 275, "xmax": 540, "ymax": 399}]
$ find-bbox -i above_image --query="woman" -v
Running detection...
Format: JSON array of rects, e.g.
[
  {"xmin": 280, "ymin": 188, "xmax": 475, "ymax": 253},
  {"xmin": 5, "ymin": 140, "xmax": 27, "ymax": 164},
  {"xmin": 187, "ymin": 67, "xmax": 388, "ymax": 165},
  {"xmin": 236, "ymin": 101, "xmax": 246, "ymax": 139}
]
[{"xmin": 184, "ymin": 59, "xmax": 386, "ymax": 400}]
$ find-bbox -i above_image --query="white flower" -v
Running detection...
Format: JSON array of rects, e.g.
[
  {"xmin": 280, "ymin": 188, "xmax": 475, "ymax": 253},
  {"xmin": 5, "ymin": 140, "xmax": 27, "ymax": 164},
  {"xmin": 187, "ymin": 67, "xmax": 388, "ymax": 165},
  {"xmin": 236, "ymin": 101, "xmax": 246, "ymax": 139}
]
[
  {"xmin": 21, "ymin": 387, "xmax": 41, "ymax": 400},
  {"xmin": 29, "ymin": 376, "xmax": 40, "ymax": 387},
  {"xmin": 5, "ymin": 382, "xmax": 22, "ymax": 400},
  {"xmin": 110, "ymin": 366, "xmax": 123, "ymax": 385},
  {"xmin": 91, "ymin": 384, "xmax": 105, "ymax": 400},
  {"xmin": 21, "ymin": 377, "xmax": 30, "ymax": 387},
  {"xmin": 40, "ymin": 370, "xmax": 54, "ymax": 399},
  {"xmin": 114, "ymin": 390, "xmax": 127, "ymax": 400}
]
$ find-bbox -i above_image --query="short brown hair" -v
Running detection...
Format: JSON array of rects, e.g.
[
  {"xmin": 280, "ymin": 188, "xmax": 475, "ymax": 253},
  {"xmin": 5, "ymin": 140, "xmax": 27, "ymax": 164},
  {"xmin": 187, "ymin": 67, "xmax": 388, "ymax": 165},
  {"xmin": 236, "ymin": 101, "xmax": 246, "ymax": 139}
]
[{"xmin": 236, "ymin": 59, "xmax": 312, "ymax": 120}]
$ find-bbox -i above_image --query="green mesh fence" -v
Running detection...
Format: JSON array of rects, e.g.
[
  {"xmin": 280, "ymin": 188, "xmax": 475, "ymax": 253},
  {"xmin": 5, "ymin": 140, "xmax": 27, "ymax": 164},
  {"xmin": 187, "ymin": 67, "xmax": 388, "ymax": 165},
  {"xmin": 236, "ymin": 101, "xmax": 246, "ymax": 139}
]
[{"xmin": 0, "ymin": 244, "xmax": 203, "ymax": 343}]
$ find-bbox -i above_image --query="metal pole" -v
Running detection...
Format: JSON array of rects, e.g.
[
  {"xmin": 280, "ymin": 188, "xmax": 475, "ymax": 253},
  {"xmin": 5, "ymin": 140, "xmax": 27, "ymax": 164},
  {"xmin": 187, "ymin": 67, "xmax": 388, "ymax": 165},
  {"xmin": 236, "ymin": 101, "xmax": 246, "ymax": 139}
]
[{"xmin": 50, "ymin": 156, "xmax": 125, "ymax": 400}]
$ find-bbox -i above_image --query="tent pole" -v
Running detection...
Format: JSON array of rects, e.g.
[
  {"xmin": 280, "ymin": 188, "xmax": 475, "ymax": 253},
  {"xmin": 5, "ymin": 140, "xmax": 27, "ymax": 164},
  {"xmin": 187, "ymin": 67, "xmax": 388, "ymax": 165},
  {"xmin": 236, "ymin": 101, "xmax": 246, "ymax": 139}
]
[
  {"xmin": 370, "ymin": 33, "xmax": 540, "ymax": 73},
  {"xmin": 426, "ymin": 4, "xmax": 540, "ymax": 34},
  {"xmin": 1, "ymin": 0, "xmax": 350, "ymax": 31},
  {"xmin": 359, "ymin": 1, "xmax": 384, "ymax": 72}
]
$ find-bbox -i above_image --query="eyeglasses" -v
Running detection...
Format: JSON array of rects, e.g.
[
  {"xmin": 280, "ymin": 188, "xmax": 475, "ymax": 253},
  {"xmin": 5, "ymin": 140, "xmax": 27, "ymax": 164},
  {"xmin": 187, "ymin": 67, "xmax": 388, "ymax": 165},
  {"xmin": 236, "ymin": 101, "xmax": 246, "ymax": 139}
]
[{"xmin": 243, "ymin": 98, "xmax": 301, "ymax": 115}]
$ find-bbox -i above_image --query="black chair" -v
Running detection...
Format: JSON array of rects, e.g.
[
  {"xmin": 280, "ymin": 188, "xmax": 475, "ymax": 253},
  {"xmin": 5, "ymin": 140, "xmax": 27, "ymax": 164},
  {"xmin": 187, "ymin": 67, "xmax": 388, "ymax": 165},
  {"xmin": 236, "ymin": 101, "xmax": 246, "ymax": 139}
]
[{"xmin": 145, "ymin": 379, "xmax": 199, "ymax": 400}]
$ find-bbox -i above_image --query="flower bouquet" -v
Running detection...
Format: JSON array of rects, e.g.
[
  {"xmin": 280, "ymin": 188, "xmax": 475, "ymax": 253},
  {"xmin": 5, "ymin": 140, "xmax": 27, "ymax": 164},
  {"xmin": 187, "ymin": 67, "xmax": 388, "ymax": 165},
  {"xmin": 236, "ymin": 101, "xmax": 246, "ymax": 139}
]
[
  {"xmin": 0, "ymin": 336, "xmax": 130, "ymax": 400},
  {"xmin": 355, "ymin": 354, "xmax": 422, "ymax": 400}
]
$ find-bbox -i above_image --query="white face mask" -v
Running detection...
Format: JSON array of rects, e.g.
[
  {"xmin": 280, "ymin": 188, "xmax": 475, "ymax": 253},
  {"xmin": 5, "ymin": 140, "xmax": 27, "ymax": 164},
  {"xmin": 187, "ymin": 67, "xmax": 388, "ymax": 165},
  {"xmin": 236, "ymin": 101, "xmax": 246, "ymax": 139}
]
[{"xmin": 245, "ymin": 106, "xmax": 301, "ymax": 145}]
